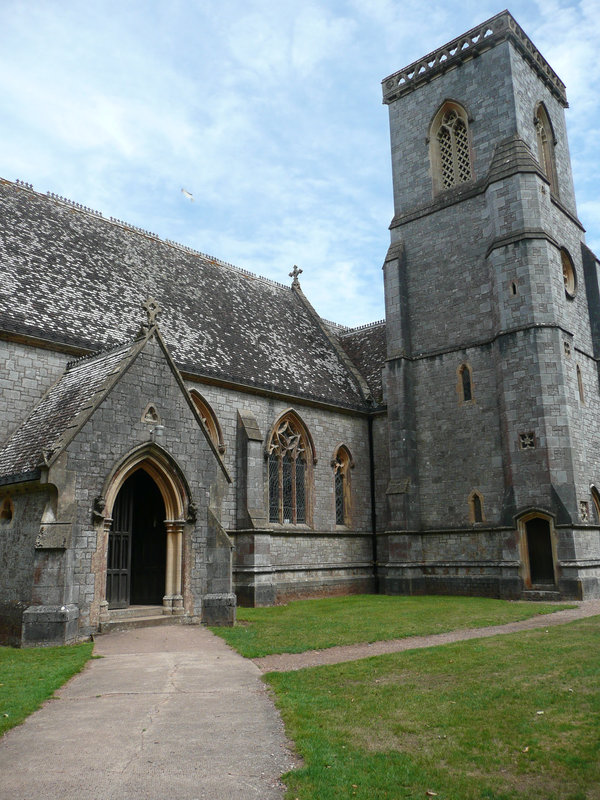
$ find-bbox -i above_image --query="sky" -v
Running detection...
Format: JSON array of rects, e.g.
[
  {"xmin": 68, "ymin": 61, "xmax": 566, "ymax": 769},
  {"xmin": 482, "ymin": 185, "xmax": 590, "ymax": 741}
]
[{"xmin": 0, "ymin": 0, "xmax": 599, "ymax": 327}]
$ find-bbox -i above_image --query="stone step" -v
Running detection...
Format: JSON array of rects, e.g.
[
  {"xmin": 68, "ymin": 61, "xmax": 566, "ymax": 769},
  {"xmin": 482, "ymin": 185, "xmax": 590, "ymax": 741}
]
[
  {"xmin": 109, "ymin": 605, "xmax": 164, "ymax": 621},
  {"xmin": 98, "ymin": 613, "xmax": 195, "ymax": 634},
  {"xmin": 522, "ymin": 588, "xmax": 562, "ymax": 602}
]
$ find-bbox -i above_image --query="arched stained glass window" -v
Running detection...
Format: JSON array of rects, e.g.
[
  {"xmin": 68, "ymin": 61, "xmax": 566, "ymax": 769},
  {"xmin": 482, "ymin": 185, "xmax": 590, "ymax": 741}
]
[
  {"xmin": 332, "ymin": 445, "xmax": 353, "ymax": 526},
  {"xmin": 267, "ymin": 413, "xmax": 314, "ymax": 525}
]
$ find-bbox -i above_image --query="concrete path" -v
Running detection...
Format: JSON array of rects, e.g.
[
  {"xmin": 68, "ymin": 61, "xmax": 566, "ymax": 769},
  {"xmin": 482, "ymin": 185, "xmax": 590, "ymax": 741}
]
[
  {"xmin": 0, "ymin": 625, "xmax": 296, "ymax": 800},
  {"xmin": 253, "ymin": 599, "xmax": 600, "ymax": 672}
]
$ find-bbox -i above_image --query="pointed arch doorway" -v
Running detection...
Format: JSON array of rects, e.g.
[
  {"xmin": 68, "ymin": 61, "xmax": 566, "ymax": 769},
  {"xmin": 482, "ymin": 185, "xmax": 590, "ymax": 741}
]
[
  {"xmin": 106, "ymin": 469, "xmax": 167, "ymax": 609},
  {"xmin": 98, "ymin": 445, "xmax": 190, "ymax": 620},
  {"xmin": 518, "ymin": 512, "xmax": 557, "ymax": 589}
]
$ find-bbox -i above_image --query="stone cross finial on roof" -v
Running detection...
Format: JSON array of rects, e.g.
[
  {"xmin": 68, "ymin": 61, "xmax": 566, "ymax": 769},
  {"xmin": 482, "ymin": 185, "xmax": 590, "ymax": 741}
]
[
  {"xmin": 142, "ymin": 296, "xmax": 161, "ymax": 328},
  {"xmin": 289, "ymin": 265, "xmax": 303, "ymax": 287}
]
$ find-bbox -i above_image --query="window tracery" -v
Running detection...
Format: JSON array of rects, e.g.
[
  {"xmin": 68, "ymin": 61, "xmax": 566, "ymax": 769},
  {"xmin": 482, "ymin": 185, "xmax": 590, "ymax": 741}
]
[
  {"xmin": 141, "ymin": 403, "xmax": 160, "ymax": 424},
  {"xmin": 267, "ymin": 414, "xmax": 313, "ymax": 524},
  {"xmin": 332, "ymin": 445, "xmax": 353, "ymax": 526},
  {"xmin": 431, "ymin": 102, "xmax": 473, "ymax": 191},
  {"xmin": 519, "ymin": 432, "xmax": 536, "ymax": 450}
]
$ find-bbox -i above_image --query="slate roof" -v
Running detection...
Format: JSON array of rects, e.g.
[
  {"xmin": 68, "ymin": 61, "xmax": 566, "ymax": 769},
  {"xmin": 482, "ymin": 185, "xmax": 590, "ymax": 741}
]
[
  {"xmin": 338, "ymin": 322, "xmax": 387, "ymax": 404},
  {"xmin": 0, "ymin": 341, "xmax": 135, "ymax": 480},
  {"xmin": 0, "ymin": 180, "xmax": 373, "ymax": 410}
]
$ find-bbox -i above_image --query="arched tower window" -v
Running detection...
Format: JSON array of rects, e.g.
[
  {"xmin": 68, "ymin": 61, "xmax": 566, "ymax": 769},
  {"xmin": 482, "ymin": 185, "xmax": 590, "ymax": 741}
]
[
  {"xmin": 431, "ymin": 102, "xmax": 473, "ymax": 192},
  {"xmin": 468, "ymin": 490, "xmax": 485, "ymax": 523},
  {"xmin": 577, "ymin": 364, "xmax": 585, "ymax": 404},
  {"xmin": 190, "ymin": 390, "xmax": 225, "ymax": 453},
  {"xmin": 457, "ymin": 363, "xmax": 474, "ymax": 404},
  {"xmin": 561, "ymin": 248, "xmax": 576, "ymax": 299},
  {"xmin": 332, "ymin": 445, "xmax": 354, "ymax": 526},
  {"xmin": 267, "ymin": 412, "xmax": 315, "ymax": 525},
  {"xmin": 591, "ymin": 486, "xmax": 600, "ymax": 522},
  {"xmin": 534, "ymin": 104, "xmax": 558, "ymax": 196}
]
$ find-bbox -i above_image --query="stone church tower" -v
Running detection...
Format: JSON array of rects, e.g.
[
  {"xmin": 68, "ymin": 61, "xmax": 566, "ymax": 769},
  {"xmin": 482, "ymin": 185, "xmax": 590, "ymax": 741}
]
[{"xmin": 379, "ymin": 11, "xmax": 600, "ymax": 599}]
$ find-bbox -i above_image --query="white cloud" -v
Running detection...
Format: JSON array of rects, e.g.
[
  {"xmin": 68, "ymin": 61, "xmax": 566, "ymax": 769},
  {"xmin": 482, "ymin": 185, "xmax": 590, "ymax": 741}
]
[{"xmin": 0, "ymin": 1, "xmax": 598, "ymax": 326}]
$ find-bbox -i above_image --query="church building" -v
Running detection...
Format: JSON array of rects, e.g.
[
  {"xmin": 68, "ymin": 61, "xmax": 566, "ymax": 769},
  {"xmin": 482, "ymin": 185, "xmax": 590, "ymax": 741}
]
[{"xmin": 1, "ymin": 11, "xmax": 600, "ymax": 646}]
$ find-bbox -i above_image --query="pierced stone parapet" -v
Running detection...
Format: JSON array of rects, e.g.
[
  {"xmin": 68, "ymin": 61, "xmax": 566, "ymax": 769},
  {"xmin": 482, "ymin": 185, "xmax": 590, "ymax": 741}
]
[{"xmin": 382, "ymin": 11, "xmax": 567, "ymax": 106}]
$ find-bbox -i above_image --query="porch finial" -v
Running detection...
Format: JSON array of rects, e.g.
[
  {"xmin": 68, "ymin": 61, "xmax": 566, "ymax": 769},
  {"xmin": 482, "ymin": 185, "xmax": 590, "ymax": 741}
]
[{"xmin": 141, "ymin": 296, "xmax": 161, "ymax": 328}]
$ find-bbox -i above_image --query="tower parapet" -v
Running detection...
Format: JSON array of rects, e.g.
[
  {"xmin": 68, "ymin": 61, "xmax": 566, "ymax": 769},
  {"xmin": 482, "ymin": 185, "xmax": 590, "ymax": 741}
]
[{"xmin": 382, "ymin": 11, "xmax": 567, "ymax": 107}]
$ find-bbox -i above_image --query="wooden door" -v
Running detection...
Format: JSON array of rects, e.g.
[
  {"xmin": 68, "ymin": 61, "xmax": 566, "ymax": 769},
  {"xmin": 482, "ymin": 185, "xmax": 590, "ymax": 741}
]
[{"xmin": 106, "ymin": 480, "xmax": 133, "ymax": 608}]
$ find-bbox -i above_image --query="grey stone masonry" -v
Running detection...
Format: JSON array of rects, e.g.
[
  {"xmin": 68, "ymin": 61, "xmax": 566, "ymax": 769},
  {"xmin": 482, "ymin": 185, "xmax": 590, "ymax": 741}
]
[
  {"xmin": 0, "ymin": 340, "xmax": 70, "ymax": 447},
  {"xmin": 1, "ymin": 327, "xmax": 236, "ymax": 644},
  {"xmin": 186, "ymin": 380, "xmax": 380, "ymax": 605},
  {"xmin": 380, "ymin": 12, "xmax": 600, "ymax": 600}
]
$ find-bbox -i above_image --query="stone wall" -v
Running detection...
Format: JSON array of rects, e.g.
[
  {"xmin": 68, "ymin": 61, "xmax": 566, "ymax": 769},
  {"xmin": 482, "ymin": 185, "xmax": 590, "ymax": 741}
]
[
  {"xmin": 188, "ymin": 380, "xmax": 381, "ymax": 602},
  {"xmin": 381, "ymin": 26, "xmax": 600, "ymax": 598},
  {"xmin": 0, "ymin": 340, "xmax": 70, "ymax": 445},
  {"xmin": 0, "ymin": 488, "xmax": 50, "ymax": 644},
  {"xmin": 42, "ymin": 336, "xmax": 232, "ymax": 638}
]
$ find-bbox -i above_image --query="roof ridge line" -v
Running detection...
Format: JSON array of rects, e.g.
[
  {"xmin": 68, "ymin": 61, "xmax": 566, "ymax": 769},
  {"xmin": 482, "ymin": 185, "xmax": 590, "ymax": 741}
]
[
  {"xmin": 65, "ymin": 339, "xmax": 135, "ymax": 370},
  {"xmin": 320, "ymin": 317, "xmax": 350, "ymax": 331},
  {"xmin": 6, "ymin": 177, "xmax": 291, "ymax": 293},
  {"xmin": 342, "ymin": 319, "xmax": 386, "ymax": 335}
]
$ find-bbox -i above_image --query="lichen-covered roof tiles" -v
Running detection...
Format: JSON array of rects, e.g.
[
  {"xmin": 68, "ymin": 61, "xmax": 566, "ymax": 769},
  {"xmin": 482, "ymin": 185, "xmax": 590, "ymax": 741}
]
[
  {"xmin": 339, "ymin": 321, "xmax": 386, "ymax": 404},
  {"xmin": 0, "ymin": 180, "xmax": 371, "ymax": 410}
]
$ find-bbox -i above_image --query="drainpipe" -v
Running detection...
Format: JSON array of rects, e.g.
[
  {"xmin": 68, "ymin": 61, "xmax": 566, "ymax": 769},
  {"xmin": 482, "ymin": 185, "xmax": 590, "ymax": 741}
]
[{"xmin": 368, "ymin": 413, "xmax": 379, "ymax": 594}]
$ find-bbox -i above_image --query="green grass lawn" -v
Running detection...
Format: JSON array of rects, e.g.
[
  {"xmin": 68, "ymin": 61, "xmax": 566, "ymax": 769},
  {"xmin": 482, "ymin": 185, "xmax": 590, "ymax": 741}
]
[
  {"xmin": 0, "ymin": 642, "xmax": 93, "ymax": 736},
  {"xmin": 267, "ymin": 616, "xmax": 600, "ymax": 800},
  {"xmin": 212, "ymin": 595, "xmax": 573, "ymax": 658}
]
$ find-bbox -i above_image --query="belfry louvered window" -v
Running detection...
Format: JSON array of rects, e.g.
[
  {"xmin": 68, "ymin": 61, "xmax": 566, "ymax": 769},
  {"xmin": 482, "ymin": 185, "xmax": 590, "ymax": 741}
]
[
  {"xmin": 267, "ymin": 414, "xmax": 313, "ymax": 524},
  {"xmin": 432, "ymin": 103, "xmax": 473, "ymax": 191}
]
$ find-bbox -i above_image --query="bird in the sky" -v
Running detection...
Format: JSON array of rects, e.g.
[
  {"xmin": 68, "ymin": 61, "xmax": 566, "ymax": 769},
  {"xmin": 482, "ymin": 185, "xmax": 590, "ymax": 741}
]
[{"xmin": 181, "ymin": 188, "xmax": 194, "ymax": 202}]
